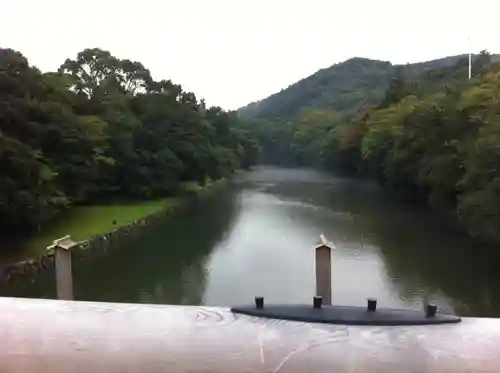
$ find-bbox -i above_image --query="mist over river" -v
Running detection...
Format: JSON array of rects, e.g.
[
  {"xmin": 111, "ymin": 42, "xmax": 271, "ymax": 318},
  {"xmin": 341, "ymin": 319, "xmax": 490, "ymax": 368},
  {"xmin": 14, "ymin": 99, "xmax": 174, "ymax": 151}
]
[{"xmin": 3, "ymin": 167, "xmax": 500, "ymax": 317}]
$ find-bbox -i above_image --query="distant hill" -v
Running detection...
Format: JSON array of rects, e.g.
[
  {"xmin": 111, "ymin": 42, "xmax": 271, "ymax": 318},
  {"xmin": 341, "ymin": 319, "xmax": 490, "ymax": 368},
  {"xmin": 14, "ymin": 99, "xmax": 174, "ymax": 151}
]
[
  {"xmin": 238, "ymin": 53, "xmax": 500, "ymax": 121},
  {"xmin": 402, "ymin": 54, "xmax": 500, "ymax": 77}
]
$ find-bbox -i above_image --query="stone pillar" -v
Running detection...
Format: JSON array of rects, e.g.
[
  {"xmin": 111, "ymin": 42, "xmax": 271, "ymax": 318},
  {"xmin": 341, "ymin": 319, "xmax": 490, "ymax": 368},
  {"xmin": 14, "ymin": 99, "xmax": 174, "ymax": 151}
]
[
  {"xmin": 54, "ymin": 247, "xmax": 73, "ymax": 300},
  {"xmin": 315, "ymin": 243, "xmax": 332, "ymax": 305},
  {"xmin": 47, "ymin": 235, "xmax": 77, "ymax": 300}
]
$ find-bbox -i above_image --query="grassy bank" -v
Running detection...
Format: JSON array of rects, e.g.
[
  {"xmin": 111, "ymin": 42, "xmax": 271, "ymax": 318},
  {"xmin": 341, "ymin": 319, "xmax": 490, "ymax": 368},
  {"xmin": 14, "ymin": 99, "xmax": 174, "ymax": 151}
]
[{"xmin": 0, "ymin": 178, "xmax": 228, "ymax": 263}]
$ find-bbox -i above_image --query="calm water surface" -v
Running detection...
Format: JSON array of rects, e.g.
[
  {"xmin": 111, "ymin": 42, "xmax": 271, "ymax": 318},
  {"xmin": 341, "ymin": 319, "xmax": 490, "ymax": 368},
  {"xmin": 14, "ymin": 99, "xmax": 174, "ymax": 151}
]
[{"xmin": 3, "ymin": 167, "xmax": 500, "ymax": 317}]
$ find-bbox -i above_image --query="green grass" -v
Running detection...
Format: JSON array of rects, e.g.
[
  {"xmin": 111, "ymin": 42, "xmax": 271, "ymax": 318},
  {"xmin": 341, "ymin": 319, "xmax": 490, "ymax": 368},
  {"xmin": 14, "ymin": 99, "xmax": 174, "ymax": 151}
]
[
  {"xmin": 179, "ymin": 181, "xmax": 205, "ymax": 194},
  {"xmin": 0, "ymin": 178, "xmax": 228, "ymax": 263},
  {"xmin": 18, "ymin": 198, "xmax": 180, "ymax": 258},
  {"xmin": 178, "ymin": 177, "xmax": 219, "ymax": 194}
]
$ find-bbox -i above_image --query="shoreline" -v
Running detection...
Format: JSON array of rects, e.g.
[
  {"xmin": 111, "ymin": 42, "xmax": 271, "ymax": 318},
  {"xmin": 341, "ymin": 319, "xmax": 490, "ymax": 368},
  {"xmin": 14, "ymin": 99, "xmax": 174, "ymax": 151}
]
[{"xmin": 0, "ymin": 177, "xmax": 230, "ymax": 284}]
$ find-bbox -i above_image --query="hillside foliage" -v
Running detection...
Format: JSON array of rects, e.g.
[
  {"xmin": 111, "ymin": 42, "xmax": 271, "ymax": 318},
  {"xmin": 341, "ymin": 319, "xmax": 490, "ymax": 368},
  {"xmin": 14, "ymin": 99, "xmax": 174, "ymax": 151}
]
[
  {"xmin": 245, "ymin": 51, "xmax": 500, "ymax": 243},
  {"xmin": 0, "ymin": 48, "xmax": 260, "ymax": 234},
  {"xmin": 239, "ymin": 53, "xmax": 499, "ymax": 123}
]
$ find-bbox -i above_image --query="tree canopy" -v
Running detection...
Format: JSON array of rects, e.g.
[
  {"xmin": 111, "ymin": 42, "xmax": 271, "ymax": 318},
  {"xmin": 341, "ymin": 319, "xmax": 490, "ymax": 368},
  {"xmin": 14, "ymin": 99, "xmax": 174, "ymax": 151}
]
[
  {"xmin": 0, "ymin": 48, "xmax": 260, "ymax": 235},
  {"xmin": 245, "ymin": 51, "xmax": 500, "ymax": 244},
  {"xmin": 3, "ymin": 46, "xmax": 500, "ymax": 247}
]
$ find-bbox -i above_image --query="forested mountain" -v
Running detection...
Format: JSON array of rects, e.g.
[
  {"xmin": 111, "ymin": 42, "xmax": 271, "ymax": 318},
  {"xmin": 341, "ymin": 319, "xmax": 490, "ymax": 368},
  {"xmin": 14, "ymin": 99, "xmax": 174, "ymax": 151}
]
[
  {"xmin": 239, "ymin": 53, "xmax": 500, "ymax": 122},
  {"xmin": 3, "ymin": 45, "xmax": 500, "ymax": 248},
  {"xmin": 0, "ymin": 48, "xmax": 259, "ymax": 234},
  {"xmin": 239, "ymin": 58, "xmax": 393, "ymax": 122},
  {"xmin": 242, "ymin": 51, "xmax": 500, "ymax": 244}
]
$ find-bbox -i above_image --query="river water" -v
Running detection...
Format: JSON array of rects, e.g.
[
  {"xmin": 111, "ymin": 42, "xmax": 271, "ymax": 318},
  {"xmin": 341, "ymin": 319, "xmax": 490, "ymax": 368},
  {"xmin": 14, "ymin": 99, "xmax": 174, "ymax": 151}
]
[{"xmin": 3, "ymin": 167, "xmax": 500, "ymax": 317}]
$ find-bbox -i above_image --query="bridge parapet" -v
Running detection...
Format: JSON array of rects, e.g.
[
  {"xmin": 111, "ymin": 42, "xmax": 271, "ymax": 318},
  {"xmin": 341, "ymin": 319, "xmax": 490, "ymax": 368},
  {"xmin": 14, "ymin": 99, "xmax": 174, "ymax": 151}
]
[{"xmin": 0, "ymin": 297, "xmax": 499, "ymax": 373}]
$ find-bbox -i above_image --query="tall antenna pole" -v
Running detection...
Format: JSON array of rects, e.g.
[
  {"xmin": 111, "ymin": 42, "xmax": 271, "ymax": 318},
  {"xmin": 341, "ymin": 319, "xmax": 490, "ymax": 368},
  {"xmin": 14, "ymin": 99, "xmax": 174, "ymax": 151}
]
[
  {"xmin": 469, "ymin": 52, "xmax": 472, "ymax": 80},
  {"xmin": 468, "ymin": 35, "xmax": 472, "ymax": 80}
]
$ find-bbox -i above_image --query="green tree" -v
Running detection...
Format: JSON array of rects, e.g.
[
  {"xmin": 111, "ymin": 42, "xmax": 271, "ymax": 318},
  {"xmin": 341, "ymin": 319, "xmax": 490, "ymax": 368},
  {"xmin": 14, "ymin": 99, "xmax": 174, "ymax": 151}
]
[{"xmin": 0, "ymin": 47, "xmax": 259, "ymax": 238}]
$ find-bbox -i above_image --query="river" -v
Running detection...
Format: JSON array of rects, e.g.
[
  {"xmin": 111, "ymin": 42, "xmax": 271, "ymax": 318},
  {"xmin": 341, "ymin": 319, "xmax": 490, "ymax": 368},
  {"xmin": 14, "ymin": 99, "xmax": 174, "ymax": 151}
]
[{"xmin": 2, "ymin": 167, "xmax": 500, "ymax": 317}]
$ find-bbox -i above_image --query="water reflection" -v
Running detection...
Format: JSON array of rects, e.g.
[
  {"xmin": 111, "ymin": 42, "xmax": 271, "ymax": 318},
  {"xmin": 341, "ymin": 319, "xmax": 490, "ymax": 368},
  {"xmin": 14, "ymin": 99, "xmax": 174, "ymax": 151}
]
[
  {"xmin": 2, "ymin": 167, "xmax": 500, "ymax": 318},
  {"xmin": 373, "ymin": 222, "xmax": 500, "ymax": 316},
  {"xmin": 0, "ymin": 190, "xmax": 241, "ymax": 304},
  {"xmin": 71, "ymin": 191, "xmax": 241, "ymax": 304},
  {"xmin": 237, "ymin": 167, "xmax": 500, "ymax": 316}
]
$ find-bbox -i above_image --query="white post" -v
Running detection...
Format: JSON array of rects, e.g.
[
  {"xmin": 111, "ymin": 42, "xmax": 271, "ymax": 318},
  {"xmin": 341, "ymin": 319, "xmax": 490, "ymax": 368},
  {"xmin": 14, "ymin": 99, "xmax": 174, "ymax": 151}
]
[
  {"xmin": 47, "ymin": 235, "xmax": 78, "ymax": 300},
  {"xmin": 469, "ymin": 52, "xmax": 472, "ymax": 80},
  {"xmin": 315, "ymin": 234, "xmax": 333, "ymax": 305},
  {"xmin": 468, "ymin": 35, "xmax": 472, "ymax": 80}
]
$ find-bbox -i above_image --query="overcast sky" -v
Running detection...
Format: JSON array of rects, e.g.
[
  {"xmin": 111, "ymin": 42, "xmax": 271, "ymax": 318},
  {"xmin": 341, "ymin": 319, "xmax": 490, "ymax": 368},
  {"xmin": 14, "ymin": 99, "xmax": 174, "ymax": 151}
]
[{"xmin": 1, "ymin": 0, "xmax": 498, "ymax": 109}]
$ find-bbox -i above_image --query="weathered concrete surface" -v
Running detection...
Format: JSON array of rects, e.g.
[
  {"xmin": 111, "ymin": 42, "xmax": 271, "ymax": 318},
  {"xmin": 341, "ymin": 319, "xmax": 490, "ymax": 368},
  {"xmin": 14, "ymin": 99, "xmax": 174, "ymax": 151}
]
[{"xmin": 1, "ymin": 297, "xmax": 499, "ymax": 373}]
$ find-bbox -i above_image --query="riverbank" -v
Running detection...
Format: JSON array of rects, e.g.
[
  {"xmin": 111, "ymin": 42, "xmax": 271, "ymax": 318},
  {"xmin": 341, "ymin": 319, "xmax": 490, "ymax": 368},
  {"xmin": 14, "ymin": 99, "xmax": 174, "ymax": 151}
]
[
  {"xmin": 2, "ymin": 167, "xmax": 500, "ymax": 316},
  {"xmin": 5, "ymin": 200, "xmax": 178, "ymax": 259},
  {"xmin": 0, "ymin": 177, "xmax": 230, "ymax": 281}
]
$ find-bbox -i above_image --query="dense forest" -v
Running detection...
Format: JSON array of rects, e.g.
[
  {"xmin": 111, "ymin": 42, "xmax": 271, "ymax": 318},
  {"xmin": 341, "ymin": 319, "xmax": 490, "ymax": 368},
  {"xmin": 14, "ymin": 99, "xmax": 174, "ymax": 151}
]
[
  {"xmin": 0, "ymin": 48, "xmax": 260, "ymax": 234},
  {"xmin": 239, "ymin": 53, "xmax": 500, "ymax": 122},
  {"xmin": 243, "ymin": 51, "xmax": 500, "ymax": 243},
  {"xmin": 3, "ymin": 46, "xmax": 500, "ymax": 247},
  {"xmin": 239, "ymin": 58, "xmax": 394, "ymax": 123}
]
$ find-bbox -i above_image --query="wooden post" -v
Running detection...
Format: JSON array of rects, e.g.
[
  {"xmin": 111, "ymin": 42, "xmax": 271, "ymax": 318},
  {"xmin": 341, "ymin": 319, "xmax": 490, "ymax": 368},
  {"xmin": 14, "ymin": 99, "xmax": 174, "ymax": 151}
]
[
  {"xmin": 47, "ymin": 235, "xmax": 77, "ymax": 300},
  {"xmin": 315, "ymin": 234, "xmax": 332, "ymax": 305}
]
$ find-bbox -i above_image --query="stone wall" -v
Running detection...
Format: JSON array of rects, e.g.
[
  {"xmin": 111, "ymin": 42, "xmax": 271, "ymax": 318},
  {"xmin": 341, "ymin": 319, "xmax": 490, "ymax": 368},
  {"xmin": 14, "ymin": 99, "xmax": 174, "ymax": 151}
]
[{"xmin": 0, "ymin": 179, "xmax": 228, "ymax": 285}]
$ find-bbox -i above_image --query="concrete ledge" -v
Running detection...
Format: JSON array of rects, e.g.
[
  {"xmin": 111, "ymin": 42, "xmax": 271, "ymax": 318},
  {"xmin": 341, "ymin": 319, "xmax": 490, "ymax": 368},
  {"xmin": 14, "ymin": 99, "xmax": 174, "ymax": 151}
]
[{"xmin": 0, "ymin": 297, "xmax": 499, "ymax": 373}]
